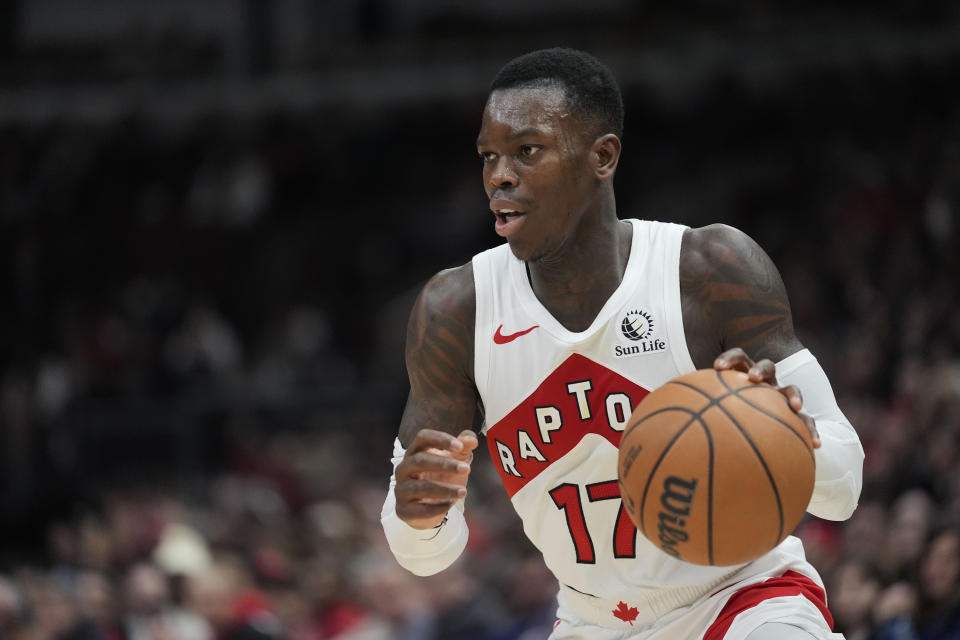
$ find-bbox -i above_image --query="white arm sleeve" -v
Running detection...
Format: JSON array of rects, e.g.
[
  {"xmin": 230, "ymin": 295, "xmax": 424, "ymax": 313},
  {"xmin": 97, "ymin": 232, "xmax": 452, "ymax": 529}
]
[
  {"xmin": 380, "ymin": 437, "xmax": 469, "ymax": 576},
  {"xmin": 776, "ymin": 349, "xmax": 864, "ymax": 521}
]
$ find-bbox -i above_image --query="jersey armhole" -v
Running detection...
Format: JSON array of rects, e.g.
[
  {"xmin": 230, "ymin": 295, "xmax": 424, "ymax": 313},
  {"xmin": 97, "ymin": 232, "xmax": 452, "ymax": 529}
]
[
  {"xmin": 664, "ymin": 224, "xmax": 697, "ymax": 374},
  {"xmin": 471, "ymin": 252, "xmax": 492, "ymax": 432}
]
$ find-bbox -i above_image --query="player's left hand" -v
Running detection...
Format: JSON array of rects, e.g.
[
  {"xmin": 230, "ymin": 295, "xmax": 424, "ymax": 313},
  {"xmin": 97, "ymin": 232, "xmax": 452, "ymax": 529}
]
[{"xmin": 713, "ymin": 347, "xmax": 821, "ymax": 449}]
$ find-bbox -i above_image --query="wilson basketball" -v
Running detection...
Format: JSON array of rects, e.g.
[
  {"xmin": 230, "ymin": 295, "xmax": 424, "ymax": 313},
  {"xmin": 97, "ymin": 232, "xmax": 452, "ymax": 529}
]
[{"xmin": 617, "ymin": 368, "xmax": 815, "ymax": 566}]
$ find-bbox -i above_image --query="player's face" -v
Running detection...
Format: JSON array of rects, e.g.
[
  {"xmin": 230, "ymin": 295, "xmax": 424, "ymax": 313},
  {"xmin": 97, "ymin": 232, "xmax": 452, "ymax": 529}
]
[{"xmin": 476, "ymin": 85, "xmax": 597, "ymax": 262}]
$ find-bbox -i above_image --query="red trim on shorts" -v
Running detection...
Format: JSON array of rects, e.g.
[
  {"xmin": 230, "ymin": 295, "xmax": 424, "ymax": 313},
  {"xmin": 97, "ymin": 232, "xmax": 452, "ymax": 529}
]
[{"xmin": 702, "ymin": 570, "xmax": 834, "ymax": 640}]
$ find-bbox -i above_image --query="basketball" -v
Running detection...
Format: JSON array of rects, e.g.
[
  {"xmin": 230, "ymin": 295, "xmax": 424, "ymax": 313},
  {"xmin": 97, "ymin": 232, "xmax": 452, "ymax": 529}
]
[{"xmin": 617, "ymin": 368, "xmax": 815, "ymax": 567}]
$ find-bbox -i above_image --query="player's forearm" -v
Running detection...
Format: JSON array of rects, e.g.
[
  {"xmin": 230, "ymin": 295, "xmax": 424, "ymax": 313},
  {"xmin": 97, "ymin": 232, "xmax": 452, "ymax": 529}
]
[
  {"xmin": 776, "ymin": 349, "xmax": 864, "ymax": 521},
  {"xmin": 381, "ymin": 437, "xmax": 469, "ymax": 576}
]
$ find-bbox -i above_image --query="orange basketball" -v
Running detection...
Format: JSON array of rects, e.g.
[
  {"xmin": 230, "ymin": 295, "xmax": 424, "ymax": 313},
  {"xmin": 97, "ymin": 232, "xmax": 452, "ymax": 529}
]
[{"xmin": 617, "ymin": 368, "xmax": 815, "ymax": 566}]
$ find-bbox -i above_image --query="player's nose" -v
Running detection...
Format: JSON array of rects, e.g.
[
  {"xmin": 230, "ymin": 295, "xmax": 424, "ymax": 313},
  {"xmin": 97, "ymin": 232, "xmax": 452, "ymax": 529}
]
[{"xmin": 488, "ymin": 157, "xmax": 518, "ymax": 189}]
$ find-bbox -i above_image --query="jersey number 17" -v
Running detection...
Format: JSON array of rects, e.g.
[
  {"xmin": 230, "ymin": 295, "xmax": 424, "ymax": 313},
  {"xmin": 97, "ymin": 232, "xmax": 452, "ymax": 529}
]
[{"xmin": 550, "ymin": 480, "xmax": 637, "ymax": 563}]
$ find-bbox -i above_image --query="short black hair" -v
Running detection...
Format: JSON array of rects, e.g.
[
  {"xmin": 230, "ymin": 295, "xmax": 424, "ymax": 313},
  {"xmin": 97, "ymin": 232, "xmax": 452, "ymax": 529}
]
[{"xmin": 490, "ymin": 48, "xmax": 624, "ymax": 138}]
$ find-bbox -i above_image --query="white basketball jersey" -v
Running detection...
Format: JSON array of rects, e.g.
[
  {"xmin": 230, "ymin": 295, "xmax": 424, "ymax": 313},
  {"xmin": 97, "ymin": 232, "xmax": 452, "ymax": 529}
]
[{"xmin": 472, "ymin": 219, "xmax": 815, "ymax": 629}]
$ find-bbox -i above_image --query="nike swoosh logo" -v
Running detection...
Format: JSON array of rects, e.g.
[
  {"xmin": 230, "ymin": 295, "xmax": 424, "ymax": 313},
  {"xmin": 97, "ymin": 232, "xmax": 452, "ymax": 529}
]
[{"xmin": 493, "ymin": 324, "xmax": 539, "ymax": 344}]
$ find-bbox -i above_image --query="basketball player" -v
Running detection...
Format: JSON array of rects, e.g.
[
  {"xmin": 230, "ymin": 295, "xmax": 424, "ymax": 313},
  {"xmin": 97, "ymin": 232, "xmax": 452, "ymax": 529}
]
[{"xmin": 381, "ymin": 48, "xmax": 864, "ymax": 640}]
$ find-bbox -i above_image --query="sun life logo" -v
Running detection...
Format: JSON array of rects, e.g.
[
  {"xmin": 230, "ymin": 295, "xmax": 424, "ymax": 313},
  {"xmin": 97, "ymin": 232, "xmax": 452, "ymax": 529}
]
[{"xmin": 620, "ymin": 310, "xmax": 654, "ymax": 341}]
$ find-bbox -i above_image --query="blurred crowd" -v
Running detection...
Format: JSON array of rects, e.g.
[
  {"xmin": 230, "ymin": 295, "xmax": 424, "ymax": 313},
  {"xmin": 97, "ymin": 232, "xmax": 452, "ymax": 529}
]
[
  {"xmin": 2, "ymin": 28, "xmax": 960, "ymax": 640},
  {"xmin": 0, "ymin": 448, "xmax": 555, "ymax": 640},
  {"xmin": 0, "ymin": 103, "xmax": 578, "ymax": 640}
]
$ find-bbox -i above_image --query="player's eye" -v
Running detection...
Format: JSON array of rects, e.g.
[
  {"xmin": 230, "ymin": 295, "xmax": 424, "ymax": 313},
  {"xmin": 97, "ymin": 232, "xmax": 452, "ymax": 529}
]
[
  {"xmin": 519, "ymin": 145, "xmax": 541, "ymax": 158},
  {"xmin": 479, "ymin": 151, "xmax": 497, "ymax": 163}
]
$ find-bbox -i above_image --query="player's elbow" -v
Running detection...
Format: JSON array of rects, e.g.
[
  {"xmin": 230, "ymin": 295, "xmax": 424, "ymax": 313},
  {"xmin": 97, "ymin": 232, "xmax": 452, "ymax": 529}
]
[
  {"xmin": 807, "ymin": 495, "xmax": 858, "ymax": 522},
  {"xmin": 806, "ymin": 428, "xmax": 864, "ymax": 521},
  {"xmin": 394, "ymin": 556, "xmax": 446, "ymax": 577},
  {"xmin": 806, "ymin": 461, "xmax": 864, "ymax": 521}
]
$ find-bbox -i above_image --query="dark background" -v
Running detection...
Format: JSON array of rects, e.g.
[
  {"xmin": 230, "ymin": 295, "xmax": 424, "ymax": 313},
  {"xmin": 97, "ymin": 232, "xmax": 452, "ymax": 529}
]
[{"xmin": 1, "ymin": 2, "xmax": 959, "ymax": 639}]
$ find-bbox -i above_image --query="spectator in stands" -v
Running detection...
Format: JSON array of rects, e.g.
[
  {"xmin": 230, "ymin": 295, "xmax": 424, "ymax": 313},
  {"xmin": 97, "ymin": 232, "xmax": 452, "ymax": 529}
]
[
  {"xmin": 829, "ymin": 559, "xmax": 883, "ymax": 640},
  {"xmin": 871, "ymin": 526, "xmax": 960, "ymax": 640}
]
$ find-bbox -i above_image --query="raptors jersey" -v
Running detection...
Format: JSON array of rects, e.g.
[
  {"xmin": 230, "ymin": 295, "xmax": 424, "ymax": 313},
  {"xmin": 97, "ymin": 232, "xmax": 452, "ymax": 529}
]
[{"xmin": 472, "ymin": 219, "xmax": 818, "ymax": 630}]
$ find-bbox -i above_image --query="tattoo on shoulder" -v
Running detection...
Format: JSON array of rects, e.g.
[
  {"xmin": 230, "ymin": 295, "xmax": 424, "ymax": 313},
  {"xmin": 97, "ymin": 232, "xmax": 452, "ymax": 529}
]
[{"xmin": 681, "ymin": 225, "xmax": 803, "ymax": 363}]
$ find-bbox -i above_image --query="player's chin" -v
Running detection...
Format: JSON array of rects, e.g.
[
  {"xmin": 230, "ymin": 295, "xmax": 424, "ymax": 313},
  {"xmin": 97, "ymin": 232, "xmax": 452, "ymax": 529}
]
[{"xmin": 506, "ymin": 238, "xmax": 544, "ymax": 263}]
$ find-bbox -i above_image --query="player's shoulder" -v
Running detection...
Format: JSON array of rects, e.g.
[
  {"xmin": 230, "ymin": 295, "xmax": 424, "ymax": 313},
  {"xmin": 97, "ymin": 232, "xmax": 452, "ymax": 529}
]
[
  {"xmin": 678, "ymin": 222, "xmax": 799, "ymax": 363},
  {"xmin": 406, "ymin": 261, "xmax": 477, "ymax": 384},
  {"xmin": 408, "ymin": 262, "xmax": 476, "ymax": 356},
  {"xmin": 680, "ymin": 223, "xmax": 774, "ymax": 278},
  {"xmin": 417, "ymin": 262, "xmax": 476, "ymax": 320},
  {"xmin": 682, "ymin": 223, "xmax": 756, "ymax": 259}
]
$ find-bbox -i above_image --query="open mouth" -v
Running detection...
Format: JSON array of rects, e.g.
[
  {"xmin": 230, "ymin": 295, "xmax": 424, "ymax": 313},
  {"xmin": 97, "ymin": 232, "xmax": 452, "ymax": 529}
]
[
  {"xmin": 490, "ymin": 198, "xmax": 526, "ymax": 237},
  {"xmin": 493, "ymin": 208, "xmax": 526, "ymax": 237},
  {"xmin": 495, "ymin": 210, "xmax": 523, "ymax": 223}
]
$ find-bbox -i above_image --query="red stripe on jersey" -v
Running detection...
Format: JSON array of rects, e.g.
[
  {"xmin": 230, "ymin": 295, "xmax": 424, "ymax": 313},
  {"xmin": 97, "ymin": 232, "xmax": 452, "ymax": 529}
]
[
  {"xmin": 702, "ymin": 570, "xmax": 834, "ymax": 640},
  {"xmin": 486, "ymin": 353, "xmax": 649, "ymax": 498}
]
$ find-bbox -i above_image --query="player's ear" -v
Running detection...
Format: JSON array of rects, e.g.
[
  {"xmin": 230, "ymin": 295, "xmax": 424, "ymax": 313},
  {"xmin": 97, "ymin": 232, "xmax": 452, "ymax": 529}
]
[{"xmin": 593, "ymin": 134, "xmax": 621, "ymax": 181}]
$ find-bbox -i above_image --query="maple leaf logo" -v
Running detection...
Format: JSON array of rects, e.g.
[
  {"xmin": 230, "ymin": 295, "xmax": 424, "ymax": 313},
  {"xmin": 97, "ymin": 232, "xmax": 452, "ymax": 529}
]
[{"xmin": 612, "ymin": 601, "xmax": 639, "ymax": 625}]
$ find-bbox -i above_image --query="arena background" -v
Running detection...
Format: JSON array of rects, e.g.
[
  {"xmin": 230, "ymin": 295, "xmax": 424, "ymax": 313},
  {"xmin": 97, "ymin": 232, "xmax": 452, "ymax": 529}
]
[{"xmin": 1, "ymin": 2, "xmax": 959, "ymax": 638}]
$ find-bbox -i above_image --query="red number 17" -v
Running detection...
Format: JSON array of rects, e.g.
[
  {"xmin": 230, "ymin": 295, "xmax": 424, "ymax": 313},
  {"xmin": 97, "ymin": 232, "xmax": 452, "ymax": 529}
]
[{"xmin": 549, "ymin": 480, "xmax": 637, "ymax": 564}]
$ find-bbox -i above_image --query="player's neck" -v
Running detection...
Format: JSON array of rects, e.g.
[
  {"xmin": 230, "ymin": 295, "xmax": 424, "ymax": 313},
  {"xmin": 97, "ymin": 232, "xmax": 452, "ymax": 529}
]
[{"xmin": 526, "ymin": 209, "xmax": 632, "ymax": 333}]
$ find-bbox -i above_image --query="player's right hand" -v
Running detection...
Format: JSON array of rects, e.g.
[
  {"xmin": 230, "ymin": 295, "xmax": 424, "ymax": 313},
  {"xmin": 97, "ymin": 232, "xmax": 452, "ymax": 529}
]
[{"xmin": 395, "ymin": 428, "xmax": 478, "ymax": 530}]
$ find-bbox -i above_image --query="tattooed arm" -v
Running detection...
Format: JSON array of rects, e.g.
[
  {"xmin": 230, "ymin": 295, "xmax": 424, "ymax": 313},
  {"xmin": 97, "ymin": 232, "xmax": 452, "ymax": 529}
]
[
  {"xmin": 680, "ymin": 224, "xmax": 864, "ymax": 520},
  {"xmin": 679, "ymin": 224, "xmax": 803, "ymax": 368},
  {"xmin": 394, "ymin": 264, "xmax": 480, "ymax": 527},
  {"xmin": 382, "ymin": 264, "xmax": 482, "ymax": 575},
  {"xmin": 398, "ymin": 264, "xmax": 479, "ymax": 447}
]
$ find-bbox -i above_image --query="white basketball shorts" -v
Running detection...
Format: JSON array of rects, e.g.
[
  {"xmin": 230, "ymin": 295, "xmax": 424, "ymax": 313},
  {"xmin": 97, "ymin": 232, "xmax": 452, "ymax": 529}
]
[{"xmin": 550, "ymin": 571, "xmax": 843, "ymax": 640}]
